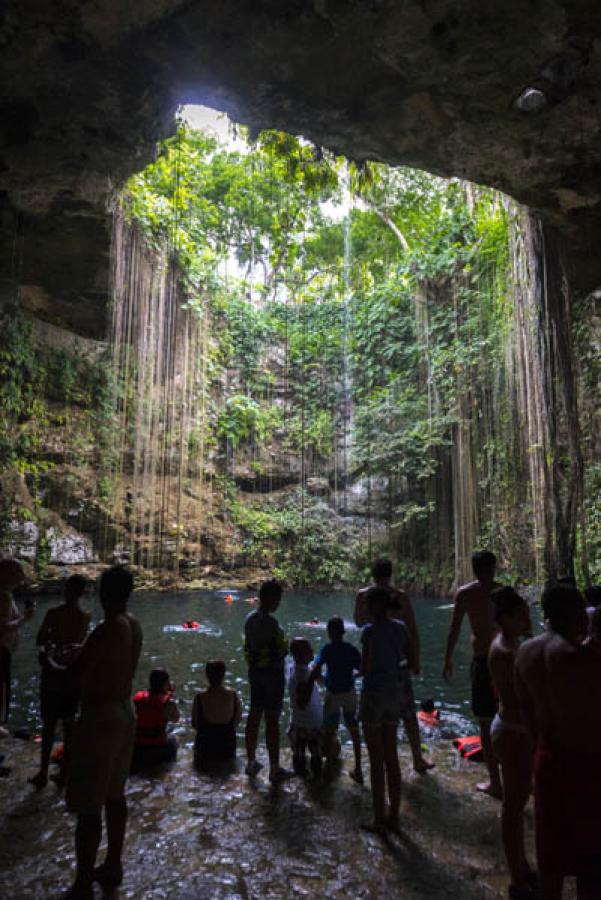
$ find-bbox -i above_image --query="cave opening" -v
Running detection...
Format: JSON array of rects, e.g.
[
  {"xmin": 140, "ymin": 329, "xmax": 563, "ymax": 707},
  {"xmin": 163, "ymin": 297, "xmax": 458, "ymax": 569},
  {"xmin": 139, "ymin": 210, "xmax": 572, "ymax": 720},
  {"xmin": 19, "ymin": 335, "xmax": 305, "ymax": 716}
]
[{"xmin": 4, "ymin": 101, "xmax": 597, "ymax": 596}]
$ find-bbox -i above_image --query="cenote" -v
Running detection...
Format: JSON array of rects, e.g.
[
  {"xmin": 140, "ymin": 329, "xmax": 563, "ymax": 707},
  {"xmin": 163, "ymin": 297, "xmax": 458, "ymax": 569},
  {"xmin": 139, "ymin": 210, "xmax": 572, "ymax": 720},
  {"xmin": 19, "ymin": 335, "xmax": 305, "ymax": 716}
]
[
  {"xmin": 3, "ymin": 8, "xmax": 601, "ymax": 897},
  {"xmin": 11, "ymin": 590, "xmax": 478, "ymax": 740}
]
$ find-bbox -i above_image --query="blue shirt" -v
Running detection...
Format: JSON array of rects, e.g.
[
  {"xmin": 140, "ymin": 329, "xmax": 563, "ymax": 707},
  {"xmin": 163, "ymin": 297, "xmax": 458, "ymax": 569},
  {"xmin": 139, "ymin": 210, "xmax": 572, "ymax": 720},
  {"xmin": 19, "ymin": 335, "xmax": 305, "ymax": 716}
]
[
  {"xmin": 315, "ymin": 640, "xmax": 361, "ymax": 694},
  {"xmin": 361, "ymin": 618, "xmax": 409, "ymax": 693}
]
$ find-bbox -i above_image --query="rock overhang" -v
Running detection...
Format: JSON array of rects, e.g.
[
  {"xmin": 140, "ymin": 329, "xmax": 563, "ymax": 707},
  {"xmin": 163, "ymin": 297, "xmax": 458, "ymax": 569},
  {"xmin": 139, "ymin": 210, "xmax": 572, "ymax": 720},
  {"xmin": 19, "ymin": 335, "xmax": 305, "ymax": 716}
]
[{"xmin": 2, "ymin": 0, "xmax": 601, "ymax": 336}]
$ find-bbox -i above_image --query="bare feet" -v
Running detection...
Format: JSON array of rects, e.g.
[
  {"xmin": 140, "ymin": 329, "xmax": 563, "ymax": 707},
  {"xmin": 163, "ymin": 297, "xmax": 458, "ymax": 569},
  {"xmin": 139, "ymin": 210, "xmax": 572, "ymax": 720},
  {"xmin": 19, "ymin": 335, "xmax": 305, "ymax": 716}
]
[
  {"xmin": 385, "ymin": 814, "xmax": 402, "ymax": 835},
  {"xmin": 64, "ymin": 880, "xmax": 94, "ymax": 899},
  {"xmin": 93, "ymin": 861, "xmax": 123, "ymax": 888},
  {"xmin": 476, "ymin": 781, "xmax": 503, "ymax": 799},
  {"xmin": 360, "ymin": 820, "xmax": 387, "ymax": 837},
  {"xmin": 348, "ymin": 768, "xmax": 364, "ymax": 785},
  {"xmin": 28, "ymin": 771, "xmax": 48, "ymax": 789},
  {"xmin": 414, "ymin": 759, "xmax": 435, "ymax": 774}
]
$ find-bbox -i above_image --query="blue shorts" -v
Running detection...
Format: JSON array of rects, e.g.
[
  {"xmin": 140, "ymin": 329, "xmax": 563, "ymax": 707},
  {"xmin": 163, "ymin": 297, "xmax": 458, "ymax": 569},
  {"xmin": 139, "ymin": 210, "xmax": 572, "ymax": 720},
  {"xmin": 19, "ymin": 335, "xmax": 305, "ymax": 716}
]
[
  {"xmin": 323, "ymin": 690, "xmax": 358, "ymax": 729},
  {"xmin": 248, "ymin": 668, "xmax": 285, "ymax": 713}
]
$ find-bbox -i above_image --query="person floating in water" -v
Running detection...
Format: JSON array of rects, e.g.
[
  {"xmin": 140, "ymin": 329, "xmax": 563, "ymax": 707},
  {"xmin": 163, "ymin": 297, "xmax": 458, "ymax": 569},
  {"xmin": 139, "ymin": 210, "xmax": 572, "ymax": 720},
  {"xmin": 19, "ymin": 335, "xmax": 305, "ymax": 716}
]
[
  {"xmin": 488, "ymin": 587, "xmax": 537, "ymax": 899},
  {"xmin": 355, "ymin": 559, "xmax": 433, "ymax": 774},
  {"xmin": 192, "ymin": 659, "xmax": 241, "ymax": 768},
  {"xmin": 308, "ymin": 615, "xmax": 363, "ymax": 783},
  {"xmin": 243, "ymin": 579, "xmax": 292, "ymax": 783},
  {"xmin": 443, "ymin": 550, "xmax": 502, "ymax": 798},
  {"xmin": 516, "ymin": 584, "xmax": 601, "ymax": 900},
  {"xmin": 360, "ymin": 587, "xmax": 416, "ymax": 835},
  {"xmin": 417, "ymin": 699, "xmax": 440, "ymax": 727},
  {"xmin": 288, "ymin": 638, "xmax": 323, "ymax": 777},
  {"xmin": 132, "ymin": 668, "xmax": 179, "ymax": 768},
  {"xmin": 65, "ymin": 566, "xmax": 142, "ymax": 900},
  {"xmin": 30, "ymin": 574, "xmax": 91, "ymax": 789}
]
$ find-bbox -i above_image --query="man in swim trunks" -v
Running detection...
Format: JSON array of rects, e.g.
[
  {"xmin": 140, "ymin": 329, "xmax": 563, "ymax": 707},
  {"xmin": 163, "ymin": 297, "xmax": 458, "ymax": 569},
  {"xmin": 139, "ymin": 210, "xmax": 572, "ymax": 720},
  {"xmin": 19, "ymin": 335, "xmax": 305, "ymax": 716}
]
[
  {"xmin": 65, "ymin": 566, "xmax": 142, "ymax": 899},
  {"xmin": 515, "ymin": 584, "xmax": 601, "ymax": 900},
  {"xmin": 243, "ymin": 579, "xmax": 292, "ymax": 783},
  {"xmin": 442, "ymin": 549, "xmax": 502, "ymax": 798},
  {"xmin": 355, "ymin": 558, "xmax": 433, "ymax": 773},
  {"xmin": 488, "ymin": 587, "xmax": 537, "ymax": 899},
  {"xmin": 30, "ymin": 574, "xmax": 91, "ymax": 788}
]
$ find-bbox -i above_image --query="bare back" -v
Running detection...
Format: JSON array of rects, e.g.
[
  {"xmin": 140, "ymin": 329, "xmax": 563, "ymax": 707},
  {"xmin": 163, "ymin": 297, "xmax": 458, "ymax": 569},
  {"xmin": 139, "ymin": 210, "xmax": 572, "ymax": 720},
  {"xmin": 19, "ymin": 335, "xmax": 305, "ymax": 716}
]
[
  {"xmin": 516, "ymin": 631, "xmax": 601, "ymax": 753},
  {"xmin": 78, "ymin": 612, "xmax": 142, "ymax": 706},
  {"xmin": 488, "ymin": 633, "xmax": 521, "ymax": 723},
  {"xmin": 455, "ymin": 579, "xmax": 498, "ymax": 657},
  {"xmin": 37, "ymin": 604, "xmax": 91, "ymax": 650}
]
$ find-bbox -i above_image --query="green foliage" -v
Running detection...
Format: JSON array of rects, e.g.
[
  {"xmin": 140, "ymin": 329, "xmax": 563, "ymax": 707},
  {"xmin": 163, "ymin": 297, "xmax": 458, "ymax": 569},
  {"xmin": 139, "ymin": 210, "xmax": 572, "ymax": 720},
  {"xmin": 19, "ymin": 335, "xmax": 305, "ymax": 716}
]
[{"xmin": 216, "ymin": 395, "xmax": 282, "ymax": 449}]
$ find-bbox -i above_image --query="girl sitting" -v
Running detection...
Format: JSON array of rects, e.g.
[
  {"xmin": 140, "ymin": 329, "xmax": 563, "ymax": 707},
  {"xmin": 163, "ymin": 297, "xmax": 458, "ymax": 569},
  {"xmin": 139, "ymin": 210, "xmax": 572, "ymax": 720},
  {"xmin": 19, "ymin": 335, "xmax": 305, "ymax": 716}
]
[
  {"xmin": 132, "ymin": 668, "xmax": 179, "ymax": 768},
  {"xmin": 192, "ymin": 659, "xmax": 242, "ymax": 768}
]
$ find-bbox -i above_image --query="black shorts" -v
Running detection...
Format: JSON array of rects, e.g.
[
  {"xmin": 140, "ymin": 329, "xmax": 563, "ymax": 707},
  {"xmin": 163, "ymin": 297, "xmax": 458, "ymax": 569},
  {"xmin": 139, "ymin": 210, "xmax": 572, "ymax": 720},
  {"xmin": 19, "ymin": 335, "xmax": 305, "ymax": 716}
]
[
  {"xmin": 471, "ymin": 656, "xmax": 498, "ymax": 719},
  {"xmin": 40, "ymin": 669, "xmax": 80, "ymax": 721},
  {"xmin": 248, "ymin": 668, "xmax": 285, "ymax": 713}
]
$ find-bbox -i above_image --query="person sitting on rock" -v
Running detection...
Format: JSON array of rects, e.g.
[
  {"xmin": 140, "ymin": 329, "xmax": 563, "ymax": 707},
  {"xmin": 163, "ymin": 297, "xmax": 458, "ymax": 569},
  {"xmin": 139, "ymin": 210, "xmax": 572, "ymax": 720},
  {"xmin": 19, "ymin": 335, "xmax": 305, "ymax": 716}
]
[
  {"xmin": 192, "ymin": 659, "xmax": 241, "ymax": 768},
  {"xmin": 131, "ymin": 667, "xmax": 179, "ymax": 768},
  {"xmin": 30, "ymin": 574, "xmax": 91, "ymax": 788}
]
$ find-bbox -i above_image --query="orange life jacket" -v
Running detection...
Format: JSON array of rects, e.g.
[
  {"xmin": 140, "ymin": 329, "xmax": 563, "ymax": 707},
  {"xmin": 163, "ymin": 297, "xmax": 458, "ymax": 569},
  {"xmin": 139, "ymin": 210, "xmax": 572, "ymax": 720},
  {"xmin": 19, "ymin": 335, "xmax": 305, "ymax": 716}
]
[
  {"xmin": 452, "ymin": 735, "xmax": 484, "ymax": 762},
  {"xmin": 418, "ymin": 709, "xmax": 440, "ymax": 727},
  {"xmin": 134, "ymin": 690, "xmax": 169, "ymax": 746}
]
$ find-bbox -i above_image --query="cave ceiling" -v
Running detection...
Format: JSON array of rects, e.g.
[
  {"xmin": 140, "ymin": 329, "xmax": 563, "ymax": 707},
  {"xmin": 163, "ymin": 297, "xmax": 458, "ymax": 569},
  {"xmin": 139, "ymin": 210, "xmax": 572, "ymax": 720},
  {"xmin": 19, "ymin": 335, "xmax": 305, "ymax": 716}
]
[{"xmin": 1, "ymin": 1, "xmax": 601, "ymax": 334}]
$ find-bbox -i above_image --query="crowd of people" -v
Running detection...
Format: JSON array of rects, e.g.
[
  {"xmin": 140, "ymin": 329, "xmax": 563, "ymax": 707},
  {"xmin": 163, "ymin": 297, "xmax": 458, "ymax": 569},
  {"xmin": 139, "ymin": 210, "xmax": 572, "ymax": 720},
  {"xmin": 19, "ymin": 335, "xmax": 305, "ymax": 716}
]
[{"xmin": 0, "ymin": 553, "xmax": 600, "ymax": 899}]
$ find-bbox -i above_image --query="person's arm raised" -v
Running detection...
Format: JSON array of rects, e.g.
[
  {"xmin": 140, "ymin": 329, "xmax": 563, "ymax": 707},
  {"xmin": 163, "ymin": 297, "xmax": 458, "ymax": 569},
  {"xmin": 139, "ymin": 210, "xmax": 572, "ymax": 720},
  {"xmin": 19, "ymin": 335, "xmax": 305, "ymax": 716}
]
[{"xmin": 442, "ymin": 592, "xmax": 466, "ymax": 680}]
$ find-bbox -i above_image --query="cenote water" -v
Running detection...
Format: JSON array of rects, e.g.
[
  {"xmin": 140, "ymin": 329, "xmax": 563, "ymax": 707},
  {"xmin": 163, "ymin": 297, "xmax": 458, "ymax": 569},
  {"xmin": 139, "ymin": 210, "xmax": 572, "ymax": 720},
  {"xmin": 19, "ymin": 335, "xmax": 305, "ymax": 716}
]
[{"xmin": 10, "ymin": 590, "xmax": 477, "ymax": 740}]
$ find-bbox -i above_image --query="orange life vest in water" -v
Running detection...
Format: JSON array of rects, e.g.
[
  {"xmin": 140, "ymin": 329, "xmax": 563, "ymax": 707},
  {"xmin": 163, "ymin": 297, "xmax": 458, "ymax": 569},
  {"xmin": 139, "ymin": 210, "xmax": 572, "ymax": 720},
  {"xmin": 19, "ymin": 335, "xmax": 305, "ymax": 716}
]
[
  {"xmin": 452, "ymin": 735, "xmax": 484, "ymax": 762},
  {"xmin": 134, "ymin": 690, "xmax": 169, "ymax": 746}
]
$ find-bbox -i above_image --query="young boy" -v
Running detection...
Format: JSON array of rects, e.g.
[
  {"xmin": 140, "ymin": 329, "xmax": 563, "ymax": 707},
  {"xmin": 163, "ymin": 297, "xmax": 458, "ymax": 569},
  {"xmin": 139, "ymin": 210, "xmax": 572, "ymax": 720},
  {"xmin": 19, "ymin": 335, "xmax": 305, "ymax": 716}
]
[
  {"xmin": 132, "ymin": 668, "xmax": 179, "ymax": 768},
  {"xmin": 243, "ymin": 579, "xmax": 291, "ymax": 783},
  {"xmin": 30, "ymin": 574, "xmax": 91, "ymax": 788},
  {"xmin": 309, "ymin": 616, "xmax": 362, "ymax": 783},
  {"xmin": 288, "ymin": 637, "xmax": 323, "ymax": 777},
  {"xmin": 192, "ymin": 659, "xmax": 242, "ymax": 768},
  {"xmin": 0, "ymin": 558, "xmax": 32, "ymax": 737}
]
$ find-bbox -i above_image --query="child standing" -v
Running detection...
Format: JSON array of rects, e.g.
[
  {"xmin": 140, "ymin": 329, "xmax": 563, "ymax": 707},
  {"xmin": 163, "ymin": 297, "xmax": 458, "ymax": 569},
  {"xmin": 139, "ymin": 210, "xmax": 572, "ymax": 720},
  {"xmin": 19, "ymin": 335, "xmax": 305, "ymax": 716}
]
[
  {"xmin": 192, "ymin": 659, "xmax": 241, "ymax": 768},
  {"xmin": 310, "ymin": 616, "xmax": 363, "ymax": 783},
  {"xmin": 132, "ymin": 668, "xmax": 180, "ymax": 767},
  {"xmin": 243, "ymin": 579, "xmax": 291, "ymax": 783},
  {"xmin": 288, "ymin": 638, "xmax": 323, "ymax": 777}
]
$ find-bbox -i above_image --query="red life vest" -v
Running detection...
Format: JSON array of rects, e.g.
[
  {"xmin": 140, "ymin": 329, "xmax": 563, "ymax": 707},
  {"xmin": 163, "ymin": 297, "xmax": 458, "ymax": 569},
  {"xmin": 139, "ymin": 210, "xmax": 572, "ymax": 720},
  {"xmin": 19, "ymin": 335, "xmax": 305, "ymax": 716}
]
[{"xmin": 134, "ymin": 690, "xmax": 169, "ymax": 746}]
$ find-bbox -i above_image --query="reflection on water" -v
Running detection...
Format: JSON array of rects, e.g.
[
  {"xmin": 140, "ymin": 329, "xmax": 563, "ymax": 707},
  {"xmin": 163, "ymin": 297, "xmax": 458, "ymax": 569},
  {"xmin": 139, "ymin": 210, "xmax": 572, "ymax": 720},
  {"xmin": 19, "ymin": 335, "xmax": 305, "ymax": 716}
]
[{"xmin": 11, "ymin": 590, "xmax": 476, "ymax": 739}]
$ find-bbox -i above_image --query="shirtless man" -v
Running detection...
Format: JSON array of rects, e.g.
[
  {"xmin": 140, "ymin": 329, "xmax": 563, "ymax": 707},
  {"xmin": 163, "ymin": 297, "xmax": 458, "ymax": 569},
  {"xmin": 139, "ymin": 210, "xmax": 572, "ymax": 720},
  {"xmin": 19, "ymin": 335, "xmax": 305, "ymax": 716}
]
[
  {"xmin": 30, "ymin": 574, "xmax": 91, "ymax": 788},
  {"xmin": 355, "ymin": 559, "xmax": 434, "ymax": 774},
  {"xmin": 65, "ymin": 566, "xmax": 142, "ymax": 900},
  {"xmin": 515, "ymin": 584, "xmax": 601, "ymax": 900},
  {"xmin": 442, "ymin": 549, "xmax": 502, "ymax": 797},
  {"xmin": 488, "ymin": 587, "xmax": 537, "ymax": 899},
  {"xmin": 0, "ymin": 558, "xmax": 32, "ymax": 737}
]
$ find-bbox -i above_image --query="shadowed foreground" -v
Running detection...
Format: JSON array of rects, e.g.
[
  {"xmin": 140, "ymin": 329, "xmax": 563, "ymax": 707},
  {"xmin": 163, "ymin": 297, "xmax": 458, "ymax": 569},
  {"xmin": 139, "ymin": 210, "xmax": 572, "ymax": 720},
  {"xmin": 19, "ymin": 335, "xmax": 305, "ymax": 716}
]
[{"xmin": 0, "ymin": 737, "xmax": 570, "ymax": 899}]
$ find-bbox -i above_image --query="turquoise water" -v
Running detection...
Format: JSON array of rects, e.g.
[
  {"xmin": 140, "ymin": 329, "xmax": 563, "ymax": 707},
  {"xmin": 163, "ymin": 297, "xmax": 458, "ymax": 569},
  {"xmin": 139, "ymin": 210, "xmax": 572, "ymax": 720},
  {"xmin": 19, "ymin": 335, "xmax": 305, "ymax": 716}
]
[{"xmin": 10, "ymin": 589, "xmax": 476, "ymax": 739}]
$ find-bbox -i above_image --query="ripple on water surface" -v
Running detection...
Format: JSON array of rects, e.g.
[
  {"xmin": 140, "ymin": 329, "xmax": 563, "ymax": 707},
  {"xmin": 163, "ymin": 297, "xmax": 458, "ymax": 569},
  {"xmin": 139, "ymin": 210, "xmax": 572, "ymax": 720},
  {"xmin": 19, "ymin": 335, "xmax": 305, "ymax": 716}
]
[{"xmin": 10, "ymin": 589, "xmax": 477, "ymax": 740}]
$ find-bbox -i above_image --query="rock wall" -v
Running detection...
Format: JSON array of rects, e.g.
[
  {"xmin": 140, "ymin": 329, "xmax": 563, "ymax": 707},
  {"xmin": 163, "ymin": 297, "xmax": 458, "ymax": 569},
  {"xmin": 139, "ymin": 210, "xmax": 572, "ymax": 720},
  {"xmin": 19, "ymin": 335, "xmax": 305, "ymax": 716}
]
[{"xmin": 2, "ymin": 2, "xmax": 601, "ymax": 338}]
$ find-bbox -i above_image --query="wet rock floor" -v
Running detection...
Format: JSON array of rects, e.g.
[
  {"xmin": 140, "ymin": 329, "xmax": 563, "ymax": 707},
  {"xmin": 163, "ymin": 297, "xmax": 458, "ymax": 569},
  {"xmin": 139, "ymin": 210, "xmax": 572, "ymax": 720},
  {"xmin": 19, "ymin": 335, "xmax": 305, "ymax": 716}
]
[{"xmin": 0, "ymin": 736, "xmax": 568, "ymax": 899}]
